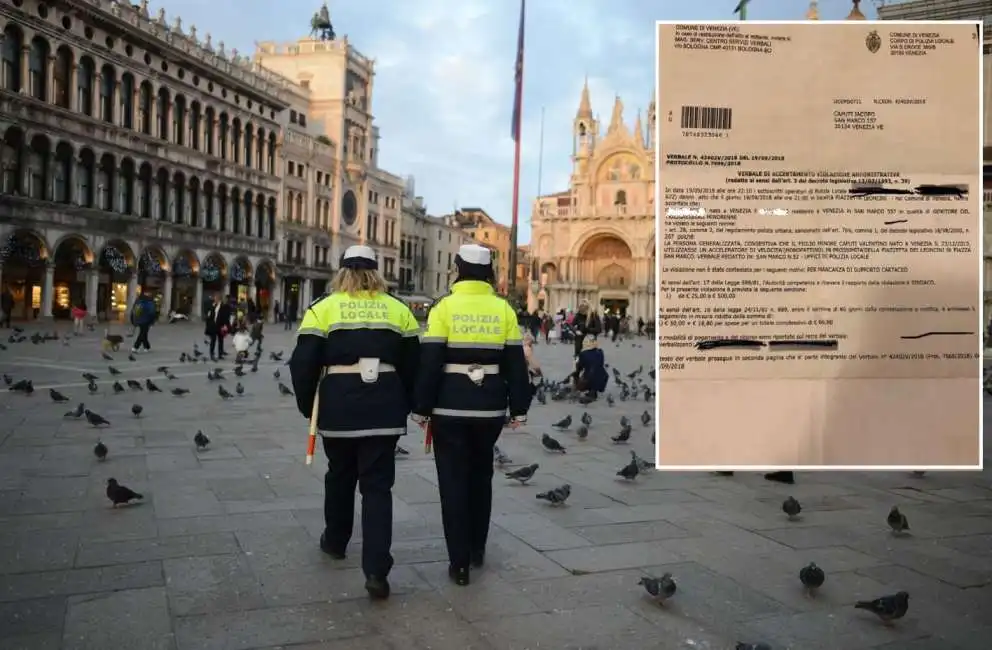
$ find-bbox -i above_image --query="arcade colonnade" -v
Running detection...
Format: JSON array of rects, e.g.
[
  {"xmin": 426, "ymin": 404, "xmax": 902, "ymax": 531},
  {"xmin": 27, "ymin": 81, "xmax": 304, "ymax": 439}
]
[{"xmin": 0, "ymin": 227, "xmax": 280, "ymax": 322}]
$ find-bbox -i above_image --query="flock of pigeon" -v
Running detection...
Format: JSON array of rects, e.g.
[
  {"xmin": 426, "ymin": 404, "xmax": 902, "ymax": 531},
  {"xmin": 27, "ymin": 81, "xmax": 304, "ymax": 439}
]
[
  {"xmin": 498, "ymin": 351, "xmax": 912, "ymax": 648},
  {"xmin": 3, "ymin": 330, "xmax": 298, "ymax": 510},
  {"xmin": 3, "ymin": 329, "xmax": 917, "ymax": 645}
]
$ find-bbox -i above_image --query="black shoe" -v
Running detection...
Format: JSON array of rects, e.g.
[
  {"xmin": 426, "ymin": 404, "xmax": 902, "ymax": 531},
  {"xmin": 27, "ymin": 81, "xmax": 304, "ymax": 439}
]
[
  {"xmin": 364, "ymin": 575, "xmax": 390, "ymax": 600},
  {"xmin": 319, "ymin": 532, "xmax": 346, "ymax": 560},
  {"xmin": 448, "ymin": 565, "xmax": 470, "ymax": 586},
  {"xmin": 764, "ymin": 471, "xmax": 795, "ymax": 484},
  {"xmin": 470, "ymin": 550, "xmax": 485, "ymax": 568}
]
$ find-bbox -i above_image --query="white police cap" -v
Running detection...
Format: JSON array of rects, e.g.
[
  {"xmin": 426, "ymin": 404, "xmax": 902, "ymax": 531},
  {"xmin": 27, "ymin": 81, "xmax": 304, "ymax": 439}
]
[
  {"xmin": 457, "ymin": 244, "xmax": 491, "ymax": 266},
  {"xmin": 341, "ymin": 244, "xmax": 378, "ymax": 270}
]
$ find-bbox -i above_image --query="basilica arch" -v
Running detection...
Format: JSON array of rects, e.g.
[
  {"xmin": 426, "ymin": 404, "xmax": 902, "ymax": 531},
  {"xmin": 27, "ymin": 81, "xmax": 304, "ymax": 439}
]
[{"xmin": 572, "ymin": 231, "xmax": 635, "ymax": 315}]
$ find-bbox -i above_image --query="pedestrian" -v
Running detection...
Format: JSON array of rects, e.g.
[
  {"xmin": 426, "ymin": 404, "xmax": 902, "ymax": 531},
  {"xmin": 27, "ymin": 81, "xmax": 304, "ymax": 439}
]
[
  {"xmin": 274, "ymin": 299, "xmax": 282, "ymax": 323},
  {"xmin": 411, "ymin": 244, "xmax": 532, "ymax": 586},
  {"xmin": 284, "ymin": 298, "xmax": 298, "ymax": 331},
  {"xmin": 571, "ymin": 336, "xmax": 608, "ymax": 398},
  {"xmin": 1, "ymin": 285, "xmax": 14, "ymax": 327},
  {"xmin": 637, "ymin": 316, "xmax": 644, "ymax": 336},
  {"xmin": 130, "ymin": 292, "xmax": 157, "ymax": 353},
  {"xmin": 572, "ymin": 301, "xmax": 591, "ymax": 358},
  {"xmin": 289, "ymin": 245, "xmax": 421, "ymax": 600},
  {"xmin": 204, "ymin": 293, "xmax": 232, "ymax": 360},
  {"xmin": 71, "ymin": 300, "xmax": 88, "ymax": 335}
]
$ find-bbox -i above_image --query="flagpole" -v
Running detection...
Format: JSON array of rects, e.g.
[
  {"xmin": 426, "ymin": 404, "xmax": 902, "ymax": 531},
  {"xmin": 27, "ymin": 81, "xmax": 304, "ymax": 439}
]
[
  {"xmin": 536, "ymin": 105, "xmax": 545, "ymax": 198},
  {"xmin": 508, "ymin": 0, "xmax": 526, "ymax": 298}
]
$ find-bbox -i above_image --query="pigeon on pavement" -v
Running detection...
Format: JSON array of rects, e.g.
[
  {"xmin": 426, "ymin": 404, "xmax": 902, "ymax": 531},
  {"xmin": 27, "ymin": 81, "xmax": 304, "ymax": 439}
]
[{"xmin": 106, "ymin": 478, "xmax": 142, "ymax": 507}]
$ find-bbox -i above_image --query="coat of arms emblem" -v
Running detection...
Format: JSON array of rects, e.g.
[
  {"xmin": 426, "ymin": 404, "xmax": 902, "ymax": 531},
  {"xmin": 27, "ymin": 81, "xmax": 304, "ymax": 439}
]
[{"xmin": 866, "ymin": 30, "xmax": 882, "ymax": 53}]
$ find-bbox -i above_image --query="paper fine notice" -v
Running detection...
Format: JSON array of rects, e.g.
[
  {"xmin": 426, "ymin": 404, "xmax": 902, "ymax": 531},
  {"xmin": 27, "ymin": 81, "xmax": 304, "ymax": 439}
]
[{"xmin": 656, "ymin": 22, "xmax": 982, "ymax": 468}]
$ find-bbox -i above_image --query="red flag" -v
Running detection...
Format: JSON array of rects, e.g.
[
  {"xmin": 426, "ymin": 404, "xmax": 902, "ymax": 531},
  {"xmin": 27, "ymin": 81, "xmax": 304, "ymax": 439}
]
[{"xmin": 510, "ymin": 0, "xmax": 526, "ymax": 141}]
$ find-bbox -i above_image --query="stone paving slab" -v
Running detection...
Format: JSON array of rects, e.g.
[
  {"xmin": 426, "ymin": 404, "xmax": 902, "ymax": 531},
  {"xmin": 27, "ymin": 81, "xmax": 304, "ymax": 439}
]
[{"xmin": 0, "ymin": 322, "xmax": 990, "ymax": 649}]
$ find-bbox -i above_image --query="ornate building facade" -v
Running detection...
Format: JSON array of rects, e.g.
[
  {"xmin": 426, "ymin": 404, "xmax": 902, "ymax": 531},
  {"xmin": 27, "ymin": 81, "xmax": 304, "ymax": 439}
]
[
  {"xmin": 276, "ymin": 87, "xmax": 336, "ymax": 308},
  {"xmin": 527, "ymin": 83, "xmax": 656, "ymax": 320},
  {"xmin": 255, "ymin": 26, "xmax": 403, "ymax": 288},
  {"xmin": 0, "ymin": 0, "xmax": 291, "ymax": 321}
]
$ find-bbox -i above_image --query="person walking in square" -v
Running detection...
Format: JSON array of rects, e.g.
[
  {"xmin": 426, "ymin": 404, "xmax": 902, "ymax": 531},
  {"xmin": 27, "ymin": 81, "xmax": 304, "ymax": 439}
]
[
  {"xmin": 204, "ymin": 293, "xmax": 231, "ymax": 360},
  {"xmin": 130, "ymin": 291, "xmax": 157, "ymax": 353},
  {"xmin": 290, "ymin": 245, "xmax": 421, "ymax": 600},
  {"xmin": 411, "ymin": 244, "xmax": 532, "ymax": 586}
]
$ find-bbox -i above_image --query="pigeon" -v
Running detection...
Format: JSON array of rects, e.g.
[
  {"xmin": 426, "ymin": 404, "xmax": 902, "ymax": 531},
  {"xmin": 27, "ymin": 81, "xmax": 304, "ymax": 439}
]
[
  {"xmin": 49, "ymin": 388, "xmax": 69, "ymax": 402},
  {"xmin": 131, "ymin": 403, "xmax": 143, "ymax": 418},
  {"xmin": 606, "ymin": 394, "xmax": 615, "ymax": 407},
  {"xmin": 2, "ymin": 374, "xmax": 12, "ymax": 386},
  {"xmin": 128, "ymin": 353, "xmax": 136, "ymax": 361},
  {"xmin": 493, "ymin": 445, "xmax": 511, "ymax": 467},
  {"xmin": 505, "ymin": 463, "xmax": 539, "ymax": 484},
  {"xmin": 639, "ymin": 573, "xmax": 677, "ymax": 605},
  {"xmin": 82, "ymin": 372, "xmax": 98, "ymax": 382},
  {"xmin": 87, "ymin": 381, "xmax": 99, "ymax": 394},
  {"xmin": 617, "ymin": 458, "xmax": 639, "ymax": 480},
  {"xmin": 855, "ymin": 591, "xmax": 910, "ymax": 625},
  {"xmin": 576, "ymin": 424, "xmax": 589, "ymax": 440},
  {"xmin": 101, "ymin": 352, "xmax": 114, "ymax": 361},
  {"xmin": 887, "ymin": 506, "xmax": 910, "ymax": 535},
  {"xmin": 234, "ymin": 366, "xmax": 246, "ymax": 377},
  {"xmin": 171, "ymin": 387, "xmax": 190, "ymax": 396},
  {"xmin": 106, "ymin": 478, "xmax": 142, "ymax": 507},
  {"xmin": 641, "ymin": 410, "xmax": 651, "ymax": 426},
  {"xmin": 799, "ymin": 562, "xmax": 825, "ymax": 596},
  {"xmin": 207, "ymin": 369, "xmax": 222, "ymax": 381},
  {"xmin": 551, "ymin": 415, "xmax": 572, "ymax": 430},
  {"xmin": 270, "ymin": 351, "xmax": 284, "ymax": 361},
  {"xmin": 93, "ymin": 440, "xmax": 108, "ymax": 461},
  {"xmin": 620, "ymin": 415, "xmax": 630, "ymax": 427},
  {"xmin": 235, "ymin": 382, "xmax": 244, "ymax": 395},
  {"xmin": 536, "ymin": 484, "xmax": 571, "ymax": 506},
  {"xmin": 112, "ymin": 381, "xmax": 125, "ymax": 394},
  {"xmin": 278, "ymin": 382, "xmax": 294, "ymax": 396},
  {"xmin": 165, "ymin": 372, "xmax": 177, "ymax": 380},
  {"xmin": 194, "ymin": 430, "xmax": 210, "ymax": 450},
  {"xmin": 145, "ymin": 378, "xmax": 162, "ymax": 392},
  {"xmin": 84, "ymin": 409, "xmax": 110, "ymax": 427},
  {"xmin": 580, "ymin": 412, "xmax": 592, "ymax": 426},
  {"xmin": 541, "ymin": 433, "xmax": 566, "ymax": 453},
  {"xmin": 108, "ymin": 365, "xmax": 121, "ymax": 375},
  {"xmin": 64, "ymin": 402, "xmax": 85, "ymax": 418},
  {"xmin": 735, "ymin": 644, "xmax": 772, "ymax": 650},
  {"xmin": 218, "ymin": 385, "xmax": 233, "ymax": 399},
  {"xmin": 126, "ymin": 379, "xmax": 142, "ymax": 390},
  {"xmin": 273, "ymin": 369, "xmax": 281, "ymax": 380},
  {"xmin": 9, "ymin": 379, "xmax": 33, "ymax": 394},
  {"xmin": 611, "ymin": 424, "xmax": 632, "ymax": 444},
  {"xmin": 395, "ymin": 445, "xmax": 410, "ymax": 456},
  {"xmin": 783, "ymin": 496, "xmax": 802, "ymax": 520}
]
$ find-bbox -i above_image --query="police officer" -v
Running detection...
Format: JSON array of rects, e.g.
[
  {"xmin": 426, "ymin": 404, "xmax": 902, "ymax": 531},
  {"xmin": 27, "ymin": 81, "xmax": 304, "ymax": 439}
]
[
  {"xmin": 289, "ymin": 244, "xmax": 420, "ymax": 600},
  {"xmin": 412, "ymin": 244, "xmax": 532, "ymax": 586}
]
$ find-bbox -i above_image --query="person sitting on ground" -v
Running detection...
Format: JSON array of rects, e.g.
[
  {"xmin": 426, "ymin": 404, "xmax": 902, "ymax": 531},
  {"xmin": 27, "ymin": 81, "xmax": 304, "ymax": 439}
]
[{"xmin": 572, "ymin": 336, "xmax": 608, "ymax": 398}]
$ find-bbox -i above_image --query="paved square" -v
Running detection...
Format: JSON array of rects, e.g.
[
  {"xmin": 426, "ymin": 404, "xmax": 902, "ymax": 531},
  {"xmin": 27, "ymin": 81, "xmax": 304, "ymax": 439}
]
[{"xmin": 1, "ymin": 322, "xmax": 990, "ymax": 649}]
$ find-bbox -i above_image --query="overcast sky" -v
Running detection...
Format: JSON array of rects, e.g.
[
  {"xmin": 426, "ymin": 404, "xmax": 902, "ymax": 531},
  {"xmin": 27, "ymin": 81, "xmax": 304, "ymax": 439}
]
[{"xmin": 154, "ymin": 0, "xmax": 878, "ymax": 243}]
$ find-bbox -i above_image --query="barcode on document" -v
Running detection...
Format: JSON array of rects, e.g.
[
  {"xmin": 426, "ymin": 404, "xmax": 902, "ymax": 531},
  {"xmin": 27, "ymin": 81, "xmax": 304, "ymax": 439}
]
[{"xmin": 680, "ymin": 106, "xmax": 733, "ymax": 130}]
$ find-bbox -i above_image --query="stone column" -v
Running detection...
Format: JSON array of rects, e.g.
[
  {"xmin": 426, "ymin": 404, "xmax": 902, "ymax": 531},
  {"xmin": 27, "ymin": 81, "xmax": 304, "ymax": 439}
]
[
  {"xmin": 148, "ymin": 85, "xmax": 157, "ymax": 132},
  {"xmin": 126, "ymin": 275, "xmax": 139, "ymax": 311},
  {"xmin": 69, "ymin": 64, "xmax": 78, "ymax": 111},
  {"xmin": 111, "ymin": 78, "xmax": 120, "ymax": 125},
  {"xmin": 85, "ymin": 269, "xmax": 99, "ymax": 320},
  {"xmin": 41, "ymin": 264, "xmax": 54, "ymax": 318},
  {"xmin": 193, "ymin": 277, "xmax": 203, "ymax": 319},
  {"xmin": 47, "ymin": 55, "xmax": 56, "ymax": 102},
  {"xmin": 46, "ymin": 153, "xmax": 56, "ymax": 201},
  {"xmin": 166, "ymin": 101, "xmax": 174, "ymax": 144},
  {"xmin": 300, "ymin": 278, "xmax": 311, "ymax": 309},
  {"xmin": 19, "ymin": 46, "xmax": 29, "ymax": 94},
  {"xmin": 165, "ymin": 182, "xmax": 175, "ymax": 222},
  {"xmin": 161, "ymin": 274, "xmax": 173, "ymax": 318}
]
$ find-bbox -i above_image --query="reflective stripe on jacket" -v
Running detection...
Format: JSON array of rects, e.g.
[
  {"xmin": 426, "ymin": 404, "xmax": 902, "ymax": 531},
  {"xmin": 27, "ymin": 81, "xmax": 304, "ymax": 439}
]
[
  {"xmin": 289, "ymin": 290, "xmax": 421, "ymax": 438},
  {"xmin": 413, "ymin": 280, "xmax": 531, "ymax": 421}
]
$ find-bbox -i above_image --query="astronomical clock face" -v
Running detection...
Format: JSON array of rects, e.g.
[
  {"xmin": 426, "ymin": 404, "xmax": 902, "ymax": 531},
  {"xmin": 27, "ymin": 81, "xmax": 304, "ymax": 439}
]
[
  {"xmin": 341, "ymin": 190, "xmax": 357, "ymax": 226},
  {"xmin": 598, "ymin": 153, "xmax": 643, "ymax": 182}
]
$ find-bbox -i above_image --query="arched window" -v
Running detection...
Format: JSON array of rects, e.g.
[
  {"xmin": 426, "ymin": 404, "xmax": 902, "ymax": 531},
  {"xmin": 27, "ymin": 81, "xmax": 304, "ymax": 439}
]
[
  {"xmin": 28, "ymin": 38, "xmax": 48, "ymax": 101},
  {"xmin": 614, "ymin": 190, "xmax": 627, "ymax": 205}
]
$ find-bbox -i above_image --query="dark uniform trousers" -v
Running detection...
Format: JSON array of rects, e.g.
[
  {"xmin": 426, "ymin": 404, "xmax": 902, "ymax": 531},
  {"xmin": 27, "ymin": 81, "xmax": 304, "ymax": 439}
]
[
  {"xmin": 322, "ymin": 434, "xmax": 399, "ymax": 578},
  {"xmin": 432, "ymin": 417, "xmax": 503, "ymax": 568}
]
